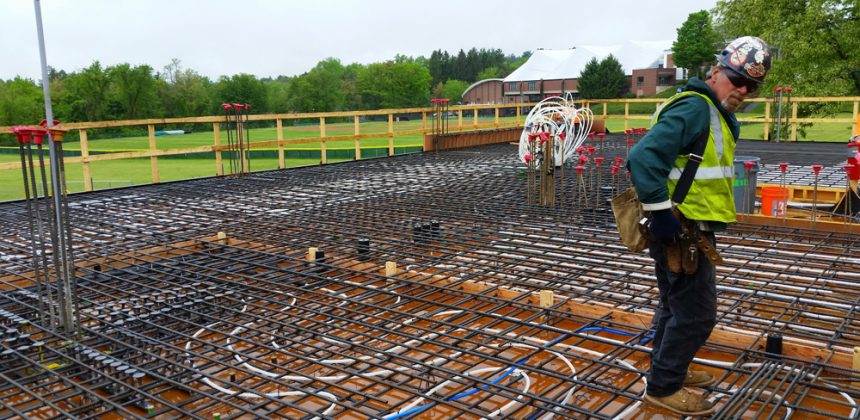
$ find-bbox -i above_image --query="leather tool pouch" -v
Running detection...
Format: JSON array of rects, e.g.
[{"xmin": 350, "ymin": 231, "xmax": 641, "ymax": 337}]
[
  {"xmin": 679, "ymin": 223, "xmax": 699, "ymax": 275},
  {"xmin": 665, "ymin": 214, "xmax": 699, "ymax": 275}
]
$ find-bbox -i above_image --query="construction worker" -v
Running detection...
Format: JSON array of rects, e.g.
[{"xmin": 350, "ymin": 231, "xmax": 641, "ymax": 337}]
[{"xmin": 627, "ymin": 36, "xmax": 771, "ymax": 416}]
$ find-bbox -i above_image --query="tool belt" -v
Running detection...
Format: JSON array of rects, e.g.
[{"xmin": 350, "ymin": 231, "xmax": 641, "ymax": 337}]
[{"xmin": 642, "ymin": 210, "xmax": 724, "ymax": 274}]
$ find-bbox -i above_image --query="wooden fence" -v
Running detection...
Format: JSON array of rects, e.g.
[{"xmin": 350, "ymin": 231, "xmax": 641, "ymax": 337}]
[{"xmin": 1, "ymin": 97, "xmax": 858, "ymax": 193}]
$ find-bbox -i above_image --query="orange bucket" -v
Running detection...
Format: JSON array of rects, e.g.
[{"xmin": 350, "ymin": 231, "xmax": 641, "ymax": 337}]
[{"xmin": 761, "ymin": 186, "xmax": 789, "ymax": 217}]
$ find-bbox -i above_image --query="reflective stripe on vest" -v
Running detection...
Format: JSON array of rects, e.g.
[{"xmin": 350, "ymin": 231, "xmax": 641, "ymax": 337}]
[{"xmin": 652, "ymin": 91, "xmax": 737, "ymax": 223}]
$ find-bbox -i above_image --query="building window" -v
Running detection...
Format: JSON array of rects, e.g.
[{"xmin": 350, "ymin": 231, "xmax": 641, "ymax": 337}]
[
  {"xmin": 527, "ymin": 81, "xmax": 537, "ymax": 91},
  {"xmin": 636, "ymin": 76, "xmax": 645, "ymax": 87},
  {"xmin": 508, "ymin": 82, "xmax": 517, "ymax": 91},
  {"xmin": 658, "ymin": 75, "xmax": 671, "ymax": 86}
]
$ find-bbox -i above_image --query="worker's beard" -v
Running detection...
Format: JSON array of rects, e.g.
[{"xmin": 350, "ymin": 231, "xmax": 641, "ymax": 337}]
[{"xmin": 721, "ymin": 92, "xmax": 745, "ymax": 112}]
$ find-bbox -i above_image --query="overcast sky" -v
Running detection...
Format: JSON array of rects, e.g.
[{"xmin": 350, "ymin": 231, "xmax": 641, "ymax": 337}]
[{"xmin": 2, "ymin": 0, "xmax": 718, "ymax": 81}]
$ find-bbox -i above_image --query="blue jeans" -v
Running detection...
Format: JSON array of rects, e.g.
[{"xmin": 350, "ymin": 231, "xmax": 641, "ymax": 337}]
[{"xmin": 646, "ymin": 231, "xmax": 718, "ymax": 397}]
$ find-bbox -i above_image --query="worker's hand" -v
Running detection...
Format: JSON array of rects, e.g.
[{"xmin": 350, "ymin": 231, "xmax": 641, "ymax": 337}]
[{"xmin": 649, "ymin": 209, "xmax": 681, "ymax": 244}]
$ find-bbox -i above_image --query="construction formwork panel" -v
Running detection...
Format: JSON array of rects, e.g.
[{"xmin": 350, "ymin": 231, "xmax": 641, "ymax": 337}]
[{"xmin": 0, "ymin": 138, "xmax": 858, "ymax": 418}]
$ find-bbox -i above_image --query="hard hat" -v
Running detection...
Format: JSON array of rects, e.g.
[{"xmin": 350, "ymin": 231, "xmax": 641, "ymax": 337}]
[{"xmin": 716, "ymin": 36, "xmax": 772, "ymax": 85}]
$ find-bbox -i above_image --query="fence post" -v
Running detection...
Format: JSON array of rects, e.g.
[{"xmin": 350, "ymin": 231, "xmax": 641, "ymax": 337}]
[
  {"xmin": 790, "ymin": 101, "xmax": 798, "ymax": 141},
  {"xmin": 624, "ymin": 102, "xmax": 630, "ymax": 131},
  {"xmin": 852, "ymin": 100, "xmax": 858, "ymax": 137},
  {"xmin": 458, "ymin": 110, "xmax": 463, "ymax": 130},
  {"xmin": 213, "ymin": 122, "xmax": 223, "ymax": 176},
  {"xmin": 354, "ymin": 114, "xmax": 361, "ymax": 160},
  {"xmin": 388, "ymin": 113, "xmax": 394, "ymax": 156},
  {"xmin": 148, "ymin": 124, "xmax": 160, "ymax": 183},
  {"xmin": 422, "ymin": 112, "xmax": 427, "ymax": 133},
  {"xmin": 320, "ymin": 117, "xmax": 327, "ymax": 164},
  {"xmin": 276, "ymin": 118, "xmax": 285, "ymax": 169},
  {"xmin": 602, "ymin": 103, "xmax": 607, "ymax": 119},
  {"xmin": 515, "ymin": 106, "xmax": 520, "ymax": 126},
  {"xmin": 764, "ymin": 101, "xmax": 771, "ymax": 141},
  {"xmin": 473, "ymin": 109, "xmax": 478, "ymax": 129},
  {"xmin": 80, "ymin": 129, "xmax": 93, "ymax": 192},
  {"xmin": 494, "ymin": 106, "xmax": 500, "ymax": 128}
]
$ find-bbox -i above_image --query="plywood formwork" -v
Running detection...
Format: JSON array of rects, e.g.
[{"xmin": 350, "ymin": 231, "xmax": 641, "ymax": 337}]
[{"xmin": 0, "ymin": 137, "xmax": 858, "ymax": 419}]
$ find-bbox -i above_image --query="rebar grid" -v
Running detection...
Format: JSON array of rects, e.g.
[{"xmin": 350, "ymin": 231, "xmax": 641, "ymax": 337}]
[{"xmin": 0, "ymin": 139, "xmax": 858, "ymax": 418}]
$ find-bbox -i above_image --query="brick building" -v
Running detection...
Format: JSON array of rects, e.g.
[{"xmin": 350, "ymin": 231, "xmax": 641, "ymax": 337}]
[{"xmin": 461, "ymin": 44, "xmax": 685, "ymax": 104}]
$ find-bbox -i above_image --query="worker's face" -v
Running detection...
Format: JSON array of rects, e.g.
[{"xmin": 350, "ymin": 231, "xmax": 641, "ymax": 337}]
[{"xmin": 711, "ymin": 66, "xmax": 760, "ymax": 112}]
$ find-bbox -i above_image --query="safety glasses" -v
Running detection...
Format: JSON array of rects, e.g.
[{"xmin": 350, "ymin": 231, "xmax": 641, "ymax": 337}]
[{"xmin": 721, "ymin": 66, "xmax": 760, "ymax": 93}]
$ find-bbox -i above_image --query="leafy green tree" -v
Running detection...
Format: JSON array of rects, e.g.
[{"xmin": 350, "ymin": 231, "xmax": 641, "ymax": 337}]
[
  {"xmin": 213, "ymin": 73, "xmax": 267, "ymax": 112},
  {"xmin": 713, "ymin": 0, "xmax": 859, "ymax": 96},
  {"xmin": 578, "ymin": 55, "xmax": 627, "ymax": 99},
  {"xmin": 440, "ymin": 80, "xmax": 471, "ymax": 104},
  {"xmin": 0, "ymin": 77, "xmax": 44, "ymax": 126},
  {"xmin": 63, "ymin": 61, "xmax": 111, "ymax": 121},
  {"xmin": 477, "ymin": 66, "xmax": 502, "ymax": 80},
  {"xmin": 108, "ymin": 63, "xmax": 158, "ymax": 119},
  {"xmin": 357, "ymin": 61, "xmax": 431, "ymax": 109},
  {"xmin": 287, "ymin": 58, "xmax": 348, "ymax": 113},
  {"xmin": 265, "ymin": 78, "xmax": 292, "ymax": 113},
  {"xmin": 673, "ymin": 10, "xmax": 720, "ymax": 79},
  {"xmin": 158, "ymin": 59, "xmax": 213, "ymax": 118}
]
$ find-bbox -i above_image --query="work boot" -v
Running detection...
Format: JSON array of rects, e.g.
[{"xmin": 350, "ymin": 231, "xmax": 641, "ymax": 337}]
[
  {"xmin": 645, "ymin": 388, "xmax": 716, "ymax": 416},
  {"xmin": 684, "ymin": 369, "xmax": 716, "ymax": 387}
]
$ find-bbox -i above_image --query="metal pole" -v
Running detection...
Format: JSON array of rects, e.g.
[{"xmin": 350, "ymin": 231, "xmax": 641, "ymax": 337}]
[{"xmin": 34, "ymin": 0, "xmax": 77, "ymax": 337}]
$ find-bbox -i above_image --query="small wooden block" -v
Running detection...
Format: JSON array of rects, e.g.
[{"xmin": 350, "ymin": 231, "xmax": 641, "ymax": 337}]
[
  {"xmin": 385, "ymin": 261, "xmax": 398, "ymax": 277},
  {"xmin": 540, "ymin": 290, "xmax": 554, "ymax": 308},
  {"xmin": 308, "ymin": 247, "xmax": 318, "ymax": 261},
  {"xmin": 216, "ymin": 232, "xmax": 227, "ymax": 245}
]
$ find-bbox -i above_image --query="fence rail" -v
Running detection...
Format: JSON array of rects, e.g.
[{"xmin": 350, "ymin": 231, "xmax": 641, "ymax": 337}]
[{"xmin": 2, "ymin": 97, "xmax": 858, "ymax": 193}]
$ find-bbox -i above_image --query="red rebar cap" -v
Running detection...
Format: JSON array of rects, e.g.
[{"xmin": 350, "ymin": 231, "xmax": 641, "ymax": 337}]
[
  {"xmin": 32, "ymin": 130, "xmax": 46, "ymax": 145},
  {"xmin": 615, "ymin": 156, "xmax": 624, "ymax": 166},
  {"xmin": 586, "ymin": 146, "xmax": 595, "ymax": 155},
  {"xmin": 528, "ymin": 132, "xmax": 539, "ymax": 142},
  {"xmin": 588, "ymin": 133, "xmax": 594, "ymax": 140},
  {"xmin": 779, "ymin": 162, "xmax": 789, "ymax": 173},
  {"xmin": 744, "ymin": 161, "xmax": 755, "ymax": 172},
  {"xmin": 774, "ymin": 87, "xmax": 782, "ymax": 93},
  {"xmin": 625, "ymin": 129, "xmax": 632, "ymax": 135},
  {"xmin": 559, "ymin": 131, "xmax": 566, "ymax": 141},
  {"xmin": 244, "ymin": 103, "xmax": 251, "ymax": 110},
  {"xmin": 10, "ymin": 126, "xmax": 32, "ymax": 143},
  {"xmin": 611, "ymin": 165, "xmax": 619, "ymax": 175},
  {"xmin": 575, "ymin": 165, "xmax": 585, "ymax": 174},
  {"xmin": 597, "ymin": 132, "xmax": 605, "ymax": 140},
  {"xmin": 812, "ymin": 164, "xmax": 823, "ymax": 174},
  {"xmin": 232, "ymin": 103, "xmax": 244, "ymax": 109},
  {"xmin": 595, "ymin": 157, "xmax": 604, "ymax": 166},
  {"xmin": 579, "ymin": 155, "xmax": 589, "ymax": 164},
  {"xmin": 627, "ymin": 138, "xmax": 634, "ymax": 146},
  {"xmin": 523, "ymin": 153, "xmax": 533, "ymax": 163},
  {"xmin": 538, "ymin": 132, "xmax": 549, "ymax": 143},
  {"xmin": 785, "ymin": 87, "xmax": 793, "ymax": 92},
  {"xmin": 576, "ymin": 146, "xmax": 584, "ymax": 154},
  {"xmin": 222, "ymin": 103, "xmax": 233, "ymax": 110}
]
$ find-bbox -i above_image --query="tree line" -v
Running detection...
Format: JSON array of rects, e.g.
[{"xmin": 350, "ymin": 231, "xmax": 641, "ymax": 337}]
[{"xmin": 0, "ymin": 50, "xmax": 531, "ymax": 132}]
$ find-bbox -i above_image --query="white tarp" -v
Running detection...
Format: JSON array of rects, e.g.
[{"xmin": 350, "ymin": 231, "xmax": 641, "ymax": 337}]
[{"xmin": 503, "ymin": 40, "xmax": 674, "ymax": 82}]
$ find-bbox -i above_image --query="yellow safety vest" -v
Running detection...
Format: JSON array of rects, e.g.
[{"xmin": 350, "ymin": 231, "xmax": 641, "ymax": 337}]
[{"xmin": 651, "ymin": 91, "xmax": 737, "ymax": 223}]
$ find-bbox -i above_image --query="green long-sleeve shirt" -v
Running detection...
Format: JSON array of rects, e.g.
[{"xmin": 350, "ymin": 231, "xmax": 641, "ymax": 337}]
[{"xmin": 627, "ymin": 78, "xmax": 740, "ymax": 212}]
